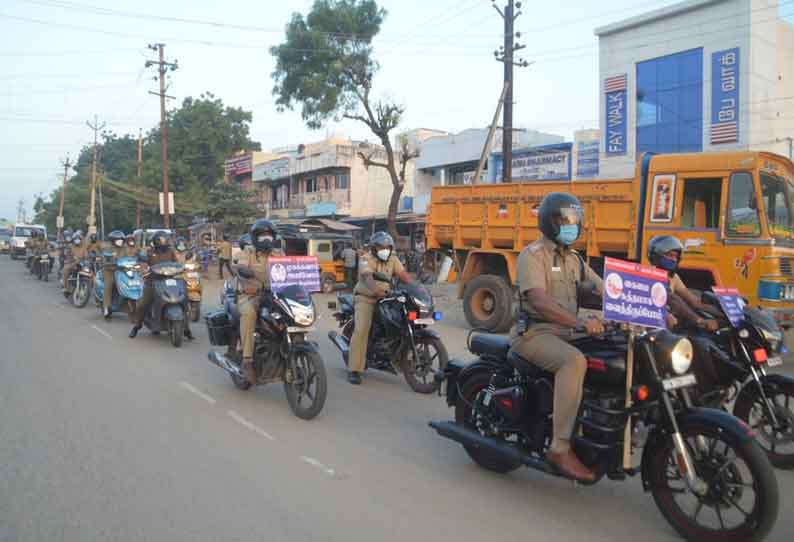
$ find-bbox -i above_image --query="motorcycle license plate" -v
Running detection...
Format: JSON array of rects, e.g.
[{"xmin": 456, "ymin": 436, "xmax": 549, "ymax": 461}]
[
  {"xmin": 767, "ymin": 356, "xmax": 783, "ymax": 367},
  {"xmin": 165, "ymin": 279, "xmax": 177, "ymax": 286},
  {"xmin": 413, "ymin": 318, "xmax": 435, "ymax": 325},
  {"xmin": 287, "ymin": 326, "xmax": 314, "ymax": 333},
  {"xmin": 662, "ymin": 373, "xmax": 697, "ymax": 391}
]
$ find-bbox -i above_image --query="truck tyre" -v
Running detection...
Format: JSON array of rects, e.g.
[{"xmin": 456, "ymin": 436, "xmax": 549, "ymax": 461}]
[{"xmin": 463, "ymin": 274, "xmax": 513, "ymax": 332}]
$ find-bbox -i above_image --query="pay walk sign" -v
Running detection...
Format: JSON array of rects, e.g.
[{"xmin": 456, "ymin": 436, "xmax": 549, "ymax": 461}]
[{"xmin": 602, "ymin": 257, "xmax": 668, "ymax": 329}]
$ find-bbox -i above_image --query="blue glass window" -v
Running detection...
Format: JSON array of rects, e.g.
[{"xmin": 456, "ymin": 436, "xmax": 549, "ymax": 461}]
[{"xmin": 636, "ymin": 48, "xmax": 703, "ymax": 154}]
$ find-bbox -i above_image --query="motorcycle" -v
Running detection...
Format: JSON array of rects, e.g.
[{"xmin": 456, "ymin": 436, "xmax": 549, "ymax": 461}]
[
  {"xmin": 681, "ymin": 291, "xmax": 794, "ymax": 470},
  {"xmin": 206, "ymin": 277, "xmax": 327, "ymax": 420},
  {"xmin": 33, "ymin": 252, "xmax": 51, "ymax": 281},
  {"xmin": 140, "ymin": 261, "xmax": 189, "ymax": 348},
  {"xmin": 327, "ymin": 273, "xmax": 448, "ymax": 393},
  {"xmin": 66, "ymin": 257, "xmax": 96, "ymax": 308},
  {"xmin": 184, "ymin": 260, "xmax": 203, "ymax": 323},
  {"xmin": 93, "ymin": 254, "xmax": 144, "ymax": 319},
  {"xmin": 430, "ymin": 325, "xmax": 779, "ymax": 542}
]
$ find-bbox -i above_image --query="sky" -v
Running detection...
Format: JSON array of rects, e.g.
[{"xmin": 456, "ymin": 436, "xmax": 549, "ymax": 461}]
[{"xmin": 0, "ymin": 0, "xmax": 710, "ymax": 222}]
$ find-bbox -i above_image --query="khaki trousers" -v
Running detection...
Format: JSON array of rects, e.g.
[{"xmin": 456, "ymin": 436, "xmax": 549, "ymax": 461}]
[
  {"xmin": 103, "ymin": 267, "xmax": 115, "ymax": 310},
  {"xmin": 133, "ymin": 279, "xmax": 155, "ymax": 325},
  {"xmin": 348, "ymin": 294, "xmax": 377, "ymax": 373},
  {"xmin": 509, "ymin": 332, "xmax": 587, "ymax": 453},
  {"xmin": 62, "ymin": 262, "xmax": 77, "ymax": 290},
  {"xmin": 238, "ymin": 295, "xmax": 258, "ymax": 360}
]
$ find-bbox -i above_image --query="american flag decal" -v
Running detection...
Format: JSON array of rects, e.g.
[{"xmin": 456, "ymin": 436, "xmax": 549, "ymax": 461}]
[
  {"xmin": 711, "ymin": 121, "xmax": 738, "ymax": 144},
  {"xmin": 604, "ymin": 74, "xmax": 627, "ymax": 93}
]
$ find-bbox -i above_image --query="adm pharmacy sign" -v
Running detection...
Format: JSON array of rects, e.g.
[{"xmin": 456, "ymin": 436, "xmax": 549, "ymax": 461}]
[{"xmin": 496, "ymin": 144, "xmax": 572, "ymax": 181}]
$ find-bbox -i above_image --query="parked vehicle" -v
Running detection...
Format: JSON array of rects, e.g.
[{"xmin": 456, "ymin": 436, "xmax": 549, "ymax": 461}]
[
  {"xmin": 184, "ymin": 261, "xmax": 203, "ymax": 322},
  {"xmin": 139, "ymin": 262, "xmax": 189, "ymax": 348},
  {"xmin": 206, "ymin": 280, "xmax": 327, "ymax": 420},
  {"xmin": 427, "ymin": 151, "xmax": 794, "ymax": 331},
  {"xmin": 10, "ymin": 223, "xmax": 46, "ymax": 261},
  {"xmin": 0, "ymin": 233, "xmax": 10, "ymax": 254},
  {"xmin": 93, "ymin": 254, "xmax": 143, "ymax": 319},
  {"xmin": 328, "ymin": 273, "xmax": 448, "ymax": 393},
  {"xmin": 431, "ymin": 326, "xmax": 779, "ymax": 541},
  {"xmin": 682, "ymin": 291, "xmax": 794, "ymax": 469}
]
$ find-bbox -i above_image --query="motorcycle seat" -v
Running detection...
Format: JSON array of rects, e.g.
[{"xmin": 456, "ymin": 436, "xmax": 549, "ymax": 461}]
[{"xmin": 469, "ymin": 333, "xmax": 511, "ymax": 360}]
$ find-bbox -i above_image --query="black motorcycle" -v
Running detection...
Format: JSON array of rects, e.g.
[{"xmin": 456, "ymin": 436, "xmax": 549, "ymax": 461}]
[
  {"xmin": 431, "ymin": 326, "xmax": 778, "ymax": 542},
  {"xmin": 66, "ymin": 257, "xmax": 95, "ymax": 308},
  {"xmin": 33, "ymin": 252, "xmax": 51, "ymax": 281},
  {"xmin": 139, "ymin": 262, "xmax": 189, "ymax": 348},
  {"xmin": 682, "ymin": 291, "xmax": 794, "ymax": 470},
  {"xmin": 328, "ymin": 274, "xmax": 448, "ymax": 393},
  {"xmin": 206, "ymin": 278, "xmax": 327, "ymax": 420}
]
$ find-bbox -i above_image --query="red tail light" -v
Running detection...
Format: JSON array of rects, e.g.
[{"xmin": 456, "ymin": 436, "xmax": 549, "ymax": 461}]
[
  {"xmin": 587, "ymin": 357, "xmax": 607, "ymax": 372},
  {"xmin": 753, "ymin": 348, "xmax": 768, "ymax": 364},
  {"xmin": 407, "ymin": 311, "xmax": 418, "ymax": 321}
]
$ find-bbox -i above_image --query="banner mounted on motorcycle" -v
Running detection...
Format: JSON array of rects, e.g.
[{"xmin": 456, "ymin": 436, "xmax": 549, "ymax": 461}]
[
  {"xmin": 268, "ymin": 256, "xmax": 321, "ymax": 293},
  {"xmin": 711, "ymin": 286, "xmax": 745, "ymax": 327},
  {"xmin": 602, "ymin": 257, "xmax": 668, "ymax": 328}
]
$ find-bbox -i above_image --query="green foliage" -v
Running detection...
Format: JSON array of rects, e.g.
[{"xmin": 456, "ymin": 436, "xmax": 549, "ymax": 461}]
[{"xmin": 206, "ymin": 183, "xmax": 258, "ymax": 231}]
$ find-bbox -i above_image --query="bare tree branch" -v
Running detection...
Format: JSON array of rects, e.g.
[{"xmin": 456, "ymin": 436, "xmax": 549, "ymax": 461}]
[{"xmin": 357, "ymin": 150, "xmax": 389, "ymax": 170}]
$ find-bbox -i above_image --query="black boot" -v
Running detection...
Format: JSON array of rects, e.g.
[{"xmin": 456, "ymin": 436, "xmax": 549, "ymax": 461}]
[
  {"xmin": 184, "ymin": 327, "xmax": 194, "ymax": 341},
  {"xmin": 347, "ymin": 371, "xmax": 362, "ymax": 385},
  {"xmin": 129, "ymin": 324, "xmax": 142, "ymax": 339}
]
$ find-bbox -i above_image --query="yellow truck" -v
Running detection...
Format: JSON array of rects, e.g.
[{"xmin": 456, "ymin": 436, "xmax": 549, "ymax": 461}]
[{"xmin": 427, "ymin": 151, "xmax": 794, "ymax": 331}]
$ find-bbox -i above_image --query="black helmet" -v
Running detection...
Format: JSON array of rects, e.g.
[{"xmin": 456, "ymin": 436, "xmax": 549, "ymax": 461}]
[
  {"xmin": 647, "ymin": 235, "xmax": 684, "ymax": 273},
  {"xmin": 250, "ymin": 219, "xmax": 277, "ymax": 252},
  {"xmin": 88, "ymin": 232, "xmax": 97, "ymax": 244},
  {"xmin": 108, "ymin": 230, "xmax": 125, "ymax": 247},
  {"xmin": 175, "ymin": 236, "xmax": 188, "ymax": 252},
  {"xmin": 72, "ymin": 233, "xmax": 82, "ymax": 245},
  {"xmin": 150, "ymin": 230, "xmax": 171, "ymax": 252},
  {"xmin": 222, "ymin": 232, "xmax": 230, "ymax": 241},
  {"xmin": 538, "ymin": 192, "xmax": 583, "ymax": 245}
]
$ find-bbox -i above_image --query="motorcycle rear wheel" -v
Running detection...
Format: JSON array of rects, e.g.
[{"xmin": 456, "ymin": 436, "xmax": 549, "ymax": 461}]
[
  {"xmin": 284, "ymin": 350, "xmax": 327, "ymax": 420},
  {"xmin": 454, "ymin": 372, "xmax": 522, "ymax": 474},
  {"xmin": 190, "ymin": 301, "xmax": 201, "ymax": 322},
  {"xmin": 648, "ymin": 424, "xmax": 778, "ymax": 542},
  {"xmin": 733, "ymin": 380, "xmax": 794, "ymax": 470}
]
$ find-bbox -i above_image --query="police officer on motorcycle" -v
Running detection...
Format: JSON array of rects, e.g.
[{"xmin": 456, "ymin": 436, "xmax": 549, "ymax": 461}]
[
  {"xmin": 347, "ymin": 231, "xmax": 413, "ymax": 385},
  {"xmin": 62, "ymin": 231, "xmax": 86, "ymax": 294},
  {"xmin": 508, "ymin": 192, "xmax": 605, "ymax": 483},
  {"xmin": 124, "ymin": 234, "xmax": 139, "ymax": 258},
  {"xmin": 232, "ymin": 219, "xmax": 283, "ymax": 384},
  {"xmin": 102, "ymin": 230, "xmax": 127, "ymax": 319},
  {"xmin": 129, "ymin": 231, "xmax": 192, "ymax": 340}
]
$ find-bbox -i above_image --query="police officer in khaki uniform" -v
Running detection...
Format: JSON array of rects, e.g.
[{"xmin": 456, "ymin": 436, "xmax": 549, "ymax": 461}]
[
  {"xmin": 509, "ymin": 193, "xmax": 604, "ymax": 482},
  {"xmin": 63, "ymin": 232, "xmax": 86, "ymax": 293},
  {"xmin": 347, "ymin": 231, "xmax": 413, "ymax": 385},
  {"xmin": 124, "ymin": 234, "xmax": 139, "ymax": 258},
  {"xmin": 232, "ymin": 219, "xmax": 282, "ymax": 384},
  {"xmin": 218, "ymin": 233, "xmax": 233, "ymax": 279},
  {"xmin": 102, "ymin": 230, "xmax": 127, "ymax": 318}
]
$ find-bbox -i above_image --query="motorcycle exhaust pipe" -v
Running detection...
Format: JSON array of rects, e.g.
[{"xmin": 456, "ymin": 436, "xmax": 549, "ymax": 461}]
[
  {"xmin": 328, "ymin": 331, "xmax": 350, "ymax": 364},
  {"xmin": 208, "ymin": 351, "xmax": 243, "ymax": 379},
  {"xmin": 428, "ymin": 421, "xmax": 556, "ymax": 475}
]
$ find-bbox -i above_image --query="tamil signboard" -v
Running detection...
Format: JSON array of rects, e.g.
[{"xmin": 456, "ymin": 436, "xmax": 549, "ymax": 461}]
[
  {"xmin": 711, "ymin": 287, "xmax": 745, "ymax": 327},
  {"xmin": 602, "ymin": 257, "xmax": 668, "ymax": 328},
  {"xmin": 576, "ymin": 141, "xmax": 599, "ymax": 178},
  {"xmin": 268, "ymin": 256, "xmax": 321, "ymax": 293},
  {"xmin": 225, "ymin": 154, "xmax": 253, "ymax": 177},
  {"xmin": 253, "ymin": 157, "xmax": 290, "ymax": 182},
  {"xmin": 605, "ymin": 74, "xmax": 627, "ymax": 156},
  {"xmin": 711, "ymin": 47, "xmax": 740, "ymax": 145}
]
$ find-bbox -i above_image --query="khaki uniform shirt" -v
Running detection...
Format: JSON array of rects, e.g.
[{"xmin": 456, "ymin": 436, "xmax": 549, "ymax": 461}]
[
  {"xmin": 125, "ymin": 246, "xmax": 140, "ymax": 259},
  {"xmin": 146, "ymin": 247, "xmax": 177, "ymax": 267},
  {"xmin": 515, "ymin": 237, "xmax": 603, "ymax": 340},
  {"xmin": 238, "ymin": 249, "xmax": 284, "ymax": 295},
  {"xmin": 669, "ymin": 273, "xmax": 686, "ymax": 296},
  {"xmin": 354, "ymin": 252, "xmax": 405, "ymax": 298},
  {"xmin": 220, "ymin": 241, "xmax": 232, "ymax": 260}
]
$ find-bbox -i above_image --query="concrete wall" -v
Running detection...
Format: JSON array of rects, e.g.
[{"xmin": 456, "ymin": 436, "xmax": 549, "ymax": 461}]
[{"xmin": 349, "ymin": 147, "xmax": 394, "ymax": 218}]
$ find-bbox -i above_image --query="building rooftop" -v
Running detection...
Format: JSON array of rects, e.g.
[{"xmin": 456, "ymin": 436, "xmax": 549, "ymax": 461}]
[{"xmin": 595, "ymin": 0, "xmax": 725, "ymax": 36}]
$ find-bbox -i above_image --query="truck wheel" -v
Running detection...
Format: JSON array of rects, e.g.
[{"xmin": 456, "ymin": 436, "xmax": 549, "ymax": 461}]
[
  {"xmin": 463, "ymin": 274, "xmax": 513, "ymax": 332},
  {"xmin": 321, "ymin": 273, "xmax": 336, "ymax": 294}
]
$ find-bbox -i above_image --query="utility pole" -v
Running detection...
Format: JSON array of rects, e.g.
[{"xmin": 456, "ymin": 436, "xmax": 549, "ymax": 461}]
[
  {"xmin": 86, "ymin": 116, "xmax": 105, "ymax": 234},
  {"xmin": 98, "ymin": 174, "xmax": 105, "ymax": 241},
  {"xmin": 136, "ymin": 129, "xmax": 143, "ymax": 228},
  {"xmin": 16, "ymin": 199, "xmax": 26, "ymax": 224},
  {"xmin": 493, "ymin": 0, "xmax": 530, "ymax": 182},
  {"xmin": 145, "ymin": 43, "xmax": 178, "ymax": 229},
  {"xmin": 58, "ymin": 156, "xmax": 71, "ymax": 238}
]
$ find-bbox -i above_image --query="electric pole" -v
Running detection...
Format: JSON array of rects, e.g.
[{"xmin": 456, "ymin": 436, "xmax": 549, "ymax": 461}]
[
  {"xmin": 86, "ymin": 116, "xmax": 105, "ymax": 234},
  {"xmin": 145, "ymin": 43, "xmax": 178, "ymax": 228},
  {"xmin": 136, "ymin": 129, "xmax": 143, "ymax": 229},
  {"xmin": 493, "ymin": 0, "xmax": 530, "ymax": 182},
  {"xmin": 17, "ymin": 199, "xmax": 26, "ymax": 224},
  {"xmin": 58, "ymin": 156, "xmax": 71, "ymax": 238}
]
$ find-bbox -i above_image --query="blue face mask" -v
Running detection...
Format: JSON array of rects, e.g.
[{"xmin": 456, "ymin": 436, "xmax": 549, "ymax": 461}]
[
  {"xmin": 556, "ymin": 224, "xmax": 579, "ymax": 246},
  {"xmin": 658, "ymin": 255, "xmax": 678, "ymax": 271}
]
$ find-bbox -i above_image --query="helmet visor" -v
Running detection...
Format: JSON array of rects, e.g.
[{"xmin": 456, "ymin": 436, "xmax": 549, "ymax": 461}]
[{"xmin": 558, "ymin": 206, "xmax": 583, "ymax": 225}]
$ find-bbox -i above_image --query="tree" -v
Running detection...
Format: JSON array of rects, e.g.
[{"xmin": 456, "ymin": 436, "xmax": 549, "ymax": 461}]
[
  {"xmin": 271, "ymin": 0, "xmax": 417, "ymax": 239},
  {"xmin": 206, "ymin": 183, "xmax": 258, "ymax": 233}
]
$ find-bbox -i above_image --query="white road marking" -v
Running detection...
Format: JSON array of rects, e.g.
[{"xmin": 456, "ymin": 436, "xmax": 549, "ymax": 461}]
[
  {"xmin": 90, "ymin": 325, "xmax": 112, "ymax": 339},
  {"xmin": 178, "ymin": 381, "xmax": 217, "ymax": 405},
  {"xmin": 227, "ymin": 410, "xmax": 275, "ymax": 441},
  {"xmin": 300, "ymin": 456, "xmax": 337, "ymax": 478}
]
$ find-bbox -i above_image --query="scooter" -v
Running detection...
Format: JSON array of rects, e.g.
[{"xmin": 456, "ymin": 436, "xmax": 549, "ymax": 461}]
[
  {"xmin": 141, "ymin": 261, "xmax": 189, "ymax": 348},
  {"xmin": 94, "ymin": 254, "xmax": 144, "ymax": 319},
  {"xmin": 184, "ymin": 260, "xmax": 203, "ymax": 323}
]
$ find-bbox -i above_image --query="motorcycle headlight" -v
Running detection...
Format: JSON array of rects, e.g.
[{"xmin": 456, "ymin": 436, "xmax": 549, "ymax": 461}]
[
  {"xmin": 670, "ymin": 338, "xmax": 693, "ymax": 375},
  {"xmin": 652, "ymin": 331, "xmax": 693, "ymax": 376},
  {"xmin": 286, "ymin": 299, "xmax": 315, "ymax": 326}
]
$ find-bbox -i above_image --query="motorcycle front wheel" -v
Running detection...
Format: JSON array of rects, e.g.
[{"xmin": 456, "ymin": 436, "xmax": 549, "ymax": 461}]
[
  {"xmin": 284, "ymin": 349, "xmax": 327, "ymax": 420},
  {"xmin": 190, "ymin": 301, "xmax": 201, "ymax": 323},
  {"xmin": 169, "ymin": 320, "xmax": 184, "ymax": 348},
  {"xmin": 72, "ymin": 278, "xmax": 90, "ymax": 308},
  {"xmin": 648, "ymin": 424, "xmax": 778, "ymax": 542},
  {"xmin": 403, "ymin": 334, "xmax": 448, "ymax": 394},
  {"xmin": 733, "ymin": 379, "xmax": 794, "ymax": 470}
]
